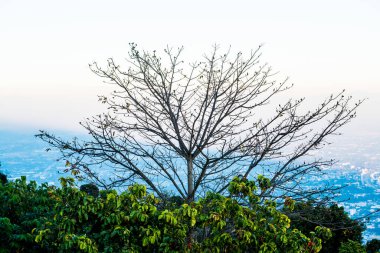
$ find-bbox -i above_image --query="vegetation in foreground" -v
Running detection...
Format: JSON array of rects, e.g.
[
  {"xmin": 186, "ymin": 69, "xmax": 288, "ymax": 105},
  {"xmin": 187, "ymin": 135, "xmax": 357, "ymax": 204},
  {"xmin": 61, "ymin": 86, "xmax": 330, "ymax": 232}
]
[
  {"xmin": 0, "ymin": 174, "xmax": 332, "ymax": 252},
  {"xmin": 1, "ymin": 173, "xmax": 378, "ymax": 253}
]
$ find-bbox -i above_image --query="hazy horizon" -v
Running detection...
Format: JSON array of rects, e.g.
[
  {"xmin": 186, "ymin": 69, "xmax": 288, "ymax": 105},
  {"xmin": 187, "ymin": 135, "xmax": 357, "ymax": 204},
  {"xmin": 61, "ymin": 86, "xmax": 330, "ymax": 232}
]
[{"xmin": 1, "ymin": 0, "xmax": 379, "ymax": 135}]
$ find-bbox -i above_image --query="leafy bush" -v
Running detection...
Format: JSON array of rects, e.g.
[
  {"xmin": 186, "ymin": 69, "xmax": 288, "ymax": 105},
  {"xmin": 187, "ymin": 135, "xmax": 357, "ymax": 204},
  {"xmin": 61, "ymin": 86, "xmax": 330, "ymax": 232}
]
[
  {"xmin": 80, "ymin": 183, "xmax": 100, "ymax": 198},
  {"xmin": 0, "ymin": 176, "xmax": 56, "ymax": 252},
  {"xmin": 366, "ymin": 239, "xmax": 380, "ymax": 253},
  {"xmin": 0, "ymin": 172, "xmax": 7, "ymax": 184},
  {"xmin": 339, "ymin": 239, "xmax": 366, "ymax": 253},
  {"xmin": 1, "ymin": 176, "xmax": 332, "ymax": 252},
  {"xmin": 284, "ymin": 201, "xmax": 365, "ymax": 253}
]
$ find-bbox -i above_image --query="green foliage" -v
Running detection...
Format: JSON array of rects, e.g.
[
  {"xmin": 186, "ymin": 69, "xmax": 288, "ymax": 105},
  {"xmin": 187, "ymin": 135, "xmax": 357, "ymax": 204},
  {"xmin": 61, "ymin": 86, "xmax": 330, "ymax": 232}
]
[
  {"xmin": 366, "ymin": 239, "xmax": 380, "ymax": 253},
  {"xmin": 0, "ymin": 172, "xmax": 7, "ymax": 184},
  {"xmin": 339, "ymin": 239, "xmax": 366, "ymax": 253},
  {"xmin": 1, "ymin": 176, "xmax": 333, "ymax": 252},
  {"xmin": 80, "ymin": 183, "xmax": 100, "ymax": 198},
  {"xmin": 284, "ymin": 201, "xmax": 365, "ymax": 253},
  {"xmin": 0, "ymin": 176, "xmax": 56, "ymax": 252}
]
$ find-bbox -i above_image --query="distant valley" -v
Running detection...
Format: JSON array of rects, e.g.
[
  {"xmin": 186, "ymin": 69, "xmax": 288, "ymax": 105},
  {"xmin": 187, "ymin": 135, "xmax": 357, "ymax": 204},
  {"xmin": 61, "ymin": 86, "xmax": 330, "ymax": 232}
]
[{"xmin": 0, "ymin": 130, "xmax": 379, "ymax": 241}]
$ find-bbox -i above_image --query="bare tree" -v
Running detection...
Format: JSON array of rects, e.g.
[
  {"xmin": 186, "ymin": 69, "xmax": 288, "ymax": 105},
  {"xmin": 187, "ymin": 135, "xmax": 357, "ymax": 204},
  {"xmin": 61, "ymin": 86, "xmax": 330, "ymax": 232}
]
[{"xmin": 37, "ymin": 43, "xmax": 362, "ymax": 202}]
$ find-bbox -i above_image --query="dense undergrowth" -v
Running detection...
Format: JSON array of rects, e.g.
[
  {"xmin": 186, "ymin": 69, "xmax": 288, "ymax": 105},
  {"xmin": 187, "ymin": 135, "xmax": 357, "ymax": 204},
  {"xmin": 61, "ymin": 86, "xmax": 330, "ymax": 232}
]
[{"xmin": 0, "ymin": 174, "xmax": 378, "ymax": 253}]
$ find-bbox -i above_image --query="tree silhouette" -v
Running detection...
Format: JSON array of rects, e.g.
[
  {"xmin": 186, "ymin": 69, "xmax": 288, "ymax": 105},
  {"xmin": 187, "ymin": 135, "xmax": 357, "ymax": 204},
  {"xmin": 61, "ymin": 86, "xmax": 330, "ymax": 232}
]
[{"xmin": 37, "ymin": 44, "xmax": 362, "ymax": 202}]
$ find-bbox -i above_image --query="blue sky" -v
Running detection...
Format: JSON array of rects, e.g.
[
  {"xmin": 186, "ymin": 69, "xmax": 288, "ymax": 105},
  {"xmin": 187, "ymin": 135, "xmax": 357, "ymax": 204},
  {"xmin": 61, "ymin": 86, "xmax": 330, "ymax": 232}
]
[{"xmin": 0, "ymin": 0, "xmax": 379, "ymax": 134}]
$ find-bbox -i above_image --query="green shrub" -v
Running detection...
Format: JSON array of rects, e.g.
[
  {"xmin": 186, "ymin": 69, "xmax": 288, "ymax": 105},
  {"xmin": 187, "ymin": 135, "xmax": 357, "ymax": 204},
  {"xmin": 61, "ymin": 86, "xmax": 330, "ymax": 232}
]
[
  {"xmin": 366, "ymin": 239, "xmax": 380, "ymax": 253},
  {"xmin": 0, "ymin": 172, "xmax": 7, "ymax": 184},
  {"xmin": 284, "ymin": 201, "xmax": 365, "ymax": 253},
  {"xmin": 80, "ymin": 183, "xmax": 100, "ymax": 198},
  {"xmin": 0, "ymin": 176, "xmax": 55, "ymax": 252},
  {"xmin": 339, "ymin": 239, "xmax": 366, "ymax": 253},
  {"xmin": 1, "ymin": 176, "xmax": 332, "ymax": 252}
]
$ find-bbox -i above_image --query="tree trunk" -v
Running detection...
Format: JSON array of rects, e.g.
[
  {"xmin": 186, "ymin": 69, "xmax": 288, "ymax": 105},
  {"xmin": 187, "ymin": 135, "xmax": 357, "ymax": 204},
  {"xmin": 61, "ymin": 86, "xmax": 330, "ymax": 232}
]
[{"xmin": 187, "ymin": 157, "xmax": 194, "ymax": 202}]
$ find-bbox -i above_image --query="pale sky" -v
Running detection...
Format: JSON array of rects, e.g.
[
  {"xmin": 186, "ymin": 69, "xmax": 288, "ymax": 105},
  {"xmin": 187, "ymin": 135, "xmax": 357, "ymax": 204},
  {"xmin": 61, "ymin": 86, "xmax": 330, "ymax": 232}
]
[{"xmin": 0, "ymin": 0, "xmax": 379, "ymax": 134}]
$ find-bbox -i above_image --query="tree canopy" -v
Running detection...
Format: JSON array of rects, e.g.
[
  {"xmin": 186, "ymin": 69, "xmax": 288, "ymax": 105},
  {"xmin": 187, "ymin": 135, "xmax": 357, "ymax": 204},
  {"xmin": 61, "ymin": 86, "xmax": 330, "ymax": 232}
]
[{"xmin": 37, "ymin": 44, "xmax": 362, "ymax": 202}]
